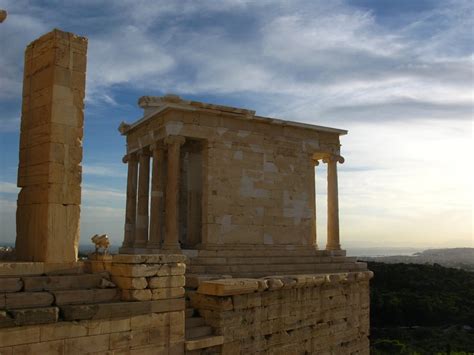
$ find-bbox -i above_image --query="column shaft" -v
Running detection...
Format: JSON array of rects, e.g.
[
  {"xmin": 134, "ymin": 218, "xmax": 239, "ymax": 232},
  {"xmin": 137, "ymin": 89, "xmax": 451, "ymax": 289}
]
[
  {"xmin": 148, "ymin": 144, "xmax": 165, "ymax": 248},
  {"xmin": 311, "ymin": 159, "xmax": 319, "ymax": 248},
  {"xmin": 122, "ymin": 154, "xmax": 138, "ymax": 248},
  {"xmin": 163, "ymin": 136, "xmax": 185, "ymax": 251},
  {"xmin": 135, "ymin": 149, "xmax": 151, "ymax": 247},
  {"xmin": 326, "ymin": 156, "xmax": 342, "ymax": 250}
]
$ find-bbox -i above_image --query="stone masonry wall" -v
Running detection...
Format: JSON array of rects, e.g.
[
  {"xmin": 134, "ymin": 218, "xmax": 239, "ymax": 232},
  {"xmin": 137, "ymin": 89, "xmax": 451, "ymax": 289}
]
[
  {"xmin": 0, "ymin": 255, "xmax": 186, "ymax": 354},
  {"xmin": 190, "ymin": 271, "xmax": 373, "ymax": 354},
  {"xmin": 16, "ymin": 29, "xmax": 87, "ymax": 262}
]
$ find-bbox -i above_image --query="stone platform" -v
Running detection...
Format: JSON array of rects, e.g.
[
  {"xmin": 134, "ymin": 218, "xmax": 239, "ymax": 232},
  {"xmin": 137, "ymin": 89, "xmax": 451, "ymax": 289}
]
[{"xmin": 182, "ymin": 247, "xmax": 366, "ymax": 278}]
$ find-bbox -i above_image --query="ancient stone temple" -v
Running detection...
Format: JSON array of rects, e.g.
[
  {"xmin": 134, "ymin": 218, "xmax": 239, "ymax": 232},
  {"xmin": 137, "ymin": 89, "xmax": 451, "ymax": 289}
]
[
  {"xmin": 117, "ymin": 95, "xmax": 361, "ymax": 274},
  {"xmin": 0, "ymin": 29, "xmax": 372, "ymax": 355}
]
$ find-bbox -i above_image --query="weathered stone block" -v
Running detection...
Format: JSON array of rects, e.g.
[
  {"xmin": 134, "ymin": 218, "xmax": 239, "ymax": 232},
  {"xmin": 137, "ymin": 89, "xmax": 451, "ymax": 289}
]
[
  {"xmin": 197, "ymin": 278, "xmax": 259, "ymax": 296},
  {"xmin": 121, "ymin": 289, "xmax": 152, "ymax": 302},
  {"xmin": 15, "ymin": 203, "xmax": 80, "ymax": 263},
  {"xmin": 64, "ymin": 334, "xmax": 109, "ymax": 355},
  {"xmin": 5, "ymin": 292, "xmax": 53, "ymax": 309},
  {"xmin": 53, "ymin": 288, "xmax": 119, "ymax": 305},
  {"xmin": 147, "ymin": 275, "xmax": 185, "ymax": 289},
  {"xmin": 111, "ymin": 264, "xmax": 159, "ymax": 277},
  {"xmin": 111, "ymin": 276, "xmax": 147, "ymax": 290},
  {"xmin": 40, "ymin": 321, "xmax": 89, "ymax": 341},
  {"xmin": 0, "ymin": 325, "xmax": 40, "ymax": 347},
  {"xmin": 0, "ymin": 311, "xmax": 14, "ymax": 328},
  {"xmin": 10, "ymin": 306, "xmax": 58, "ymax": 326},
  {"xmin": 0, "ymin": 262, "xmax": 44, "ymax": 276},
  {"xmin": 150, "ymin": 298, "xmax": 185, "ymax": 313},
  {"xmin": 61, "ymin": 301, "xmax": 154, "ymax": 321},
  {"xmin": 23, "ymin": 273, "xmax": 105, "ymax": 291},
  {"xmin": 0, "ymin": 278, "xmax": 23, "ymax": 292},
  {"xmin": 112, "ymin": 254, "xmax": 187, "ymax": 264},
  {"xmin": 12, "ymin": 339, "xmax": 64, "ymax": 355},
  {"xmin": 151, "ymin": 287, "xmax": 184, "ymax": 300}
]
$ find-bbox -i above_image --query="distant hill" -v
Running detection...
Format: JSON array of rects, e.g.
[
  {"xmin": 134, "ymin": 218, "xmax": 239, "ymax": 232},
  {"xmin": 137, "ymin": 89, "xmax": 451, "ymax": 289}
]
[{"xmin": 361, "ymin": 248, "xmax": 474, "ymax": 271}]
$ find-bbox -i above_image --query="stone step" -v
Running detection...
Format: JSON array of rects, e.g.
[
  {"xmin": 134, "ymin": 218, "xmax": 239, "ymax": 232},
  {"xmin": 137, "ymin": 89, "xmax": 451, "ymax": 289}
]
[
  {"xmin": 22, "ymin": 273, "xmax": 109, "ymax": 291},
  {"xmin": 187, "ymin": 262, "xmax": 364, "ymax": 276},
  {"xmin": 60, "ymin": 298, "xmax": 185, "ymax": 321},
  {"xmin": 186, "ymin": 274, "xmax": 233, "ymax": 289},
  {"xmin": 186, "ymin": 325, "xmax": 212, "ymax": 339},
  {"xmin": 8, "ymin": 307, "xmax": 59, "ymax": 326},
  {"xmin": 186, "ymin": 316, "xmax": 205, "ymax": 328},
  {"xmin": 53, "ymin": 288, "xmax": 119, "ymax": 305},
  {"xmin": 194, "ymin": 249, "xmax": 345, "ymax": 257},
  {"xmin": 185, "ymin": 335, "xmax": 224, "ymax": 351},
  {"xmin": 188, "ymin": 256, "xmax": 357, "ymax": 265},
  {"xmin": 0, "ymin": 262, "xmax": 84, "ymax": 277}
]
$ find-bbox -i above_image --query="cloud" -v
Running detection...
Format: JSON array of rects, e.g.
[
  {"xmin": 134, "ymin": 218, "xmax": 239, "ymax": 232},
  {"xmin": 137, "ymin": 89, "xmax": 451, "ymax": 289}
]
[
  {"xmin": 82, "ymin": 164, "xmax": 126, "ymax": 178},
  {"xmin": 0, "ymin": 181, "xmax": 18, "ymax": 194}
]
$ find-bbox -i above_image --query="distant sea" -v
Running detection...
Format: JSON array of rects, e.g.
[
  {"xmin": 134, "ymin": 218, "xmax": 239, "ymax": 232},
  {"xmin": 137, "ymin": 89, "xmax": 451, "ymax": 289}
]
[{"xmin": 345, "ymin": 247, "xmax": 423, "ymax": 257}]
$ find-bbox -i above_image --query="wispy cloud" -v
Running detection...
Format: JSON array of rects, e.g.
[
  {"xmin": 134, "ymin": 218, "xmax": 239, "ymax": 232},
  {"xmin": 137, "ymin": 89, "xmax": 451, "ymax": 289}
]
[
  {"xmin": 82, "ymin": 164, "xmax": 126, "ymax": 178},
  {"xmin": 0, "ymin": 181, "xmax": 18, "ymax": 194}
]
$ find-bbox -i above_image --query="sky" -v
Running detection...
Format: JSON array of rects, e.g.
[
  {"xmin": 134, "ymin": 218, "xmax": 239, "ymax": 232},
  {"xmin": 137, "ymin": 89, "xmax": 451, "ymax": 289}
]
[{"xmin": 0, "ymin": 0, "xmax": 472, "ymax": 249}]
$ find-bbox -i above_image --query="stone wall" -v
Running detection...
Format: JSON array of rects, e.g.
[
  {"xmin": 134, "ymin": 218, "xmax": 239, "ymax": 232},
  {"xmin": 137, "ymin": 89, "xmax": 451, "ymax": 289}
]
[
  {"xmin": 0, "ymin": 310, "xmax": 184, "ymax": 354},
  {"xmin": 0, "ymin": 255, "xmax": 186, "ymax": 354},
  {"xmin": 16, "ymin": 29, "xmax": 87, "ymax": 262},
  {"xmin": 190, "ymin": 271, "xmax": 373, "ymax": 354}
]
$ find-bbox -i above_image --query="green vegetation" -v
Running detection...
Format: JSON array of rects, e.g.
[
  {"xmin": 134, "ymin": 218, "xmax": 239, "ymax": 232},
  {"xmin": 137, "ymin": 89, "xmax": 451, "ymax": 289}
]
[{"xmin": 368, "ymin": 262, "xmax": 474, "ymax": 354}]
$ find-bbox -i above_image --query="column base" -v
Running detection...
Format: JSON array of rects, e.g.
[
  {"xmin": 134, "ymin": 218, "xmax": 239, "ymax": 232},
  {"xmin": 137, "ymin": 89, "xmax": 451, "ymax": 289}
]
[
  {"xmin": 147, "ymin": 242, "xmax": 161, "ymax": 249},
  {"xmin": 132, "ymin": 241, "xmax": 148, "ymax": 249},
  {"xmin": 161, "ymin": 243, "xmax": 182, "ymax": 254}
]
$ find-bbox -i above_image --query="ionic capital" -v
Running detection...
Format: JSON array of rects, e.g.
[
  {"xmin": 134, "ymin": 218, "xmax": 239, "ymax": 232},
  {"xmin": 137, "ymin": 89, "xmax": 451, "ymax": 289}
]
[
  {"xmin": 323, "ymin": 154, "xmax": 345, "ymax": 164},
  {"xmin": 164, "ymin": 135, "xmax": 186, "ymax": 147},
  {"xmin": 136, "ymin": 147, "xmax": 152, "ymax": 157},
  {"xmin": 122, "ymin": 152, "xmax": 137, "ymax": 163},
  {"xmin": 150, "ymin": 142, "xmax": 165, "ymax": 151}
]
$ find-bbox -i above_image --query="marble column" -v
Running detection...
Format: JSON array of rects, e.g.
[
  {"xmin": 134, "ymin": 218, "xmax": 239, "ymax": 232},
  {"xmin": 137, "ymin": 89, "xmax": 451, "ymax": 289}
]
[
  {"xmin": 134, "ymin": 148, "xmax": 151, "ymax": 248},
  {"xmin": 148, "ymin": 143, "xmax": 165, "ymax": 248},
  {"xmin": 311, "ymin": 158, "xmax": 320, "ymax": 249},
  {"xmin": 324, "ymin": 154, "xmax": 344, "ymax": 250},
  {"xmin": 163, "ymin": 135, "xmax": 186, "ymax": 251},
  {"xmin": 122, "ymin": 153, "xmax": 138, "ymax": 248}
]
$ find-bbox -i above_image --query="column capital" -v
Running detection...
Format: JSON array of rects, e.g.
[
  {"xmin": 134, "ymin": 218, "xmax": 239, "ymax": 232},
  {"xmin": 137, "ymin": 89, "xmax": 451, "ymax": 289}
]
[
  {"xmin": 164, "ymin": 135, "xmax": 186, "ymax": 146},
  {"xmin": 311, "ymin": 157, "xmax": 320, "ymax": 166},
  {"xmin": 122, "ymin": 152, "xmax": 138, "ymax": 163},
  {"xmin": 138, "ymin": 147, "xmax": 152, "ymax": 157},
  {"xmin": 323, "ymin": 154, "xmax": 345, "ymax": 164},
  {"xmin": 150, "ymin": 141, "xmax": 165, "ymax": 151}
]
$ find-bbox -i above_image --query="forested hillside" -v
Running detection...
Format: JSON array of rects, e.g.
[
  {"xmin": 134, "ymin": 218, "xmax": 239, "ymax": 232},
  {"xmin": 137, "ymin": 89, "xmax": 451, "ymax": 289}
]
[{"xmin": 368, "ymin": 262, "xmax": 474, "ymax": 354}]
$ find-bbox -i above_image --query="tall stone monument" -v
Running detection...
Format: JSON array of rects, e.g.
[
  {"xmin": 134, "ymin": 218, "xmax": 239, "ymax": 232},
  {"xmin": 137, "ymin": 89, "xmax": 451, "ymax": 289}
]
[{"xmin": 15, "ymin": 29, "xmax": 87, "ymax": 262}]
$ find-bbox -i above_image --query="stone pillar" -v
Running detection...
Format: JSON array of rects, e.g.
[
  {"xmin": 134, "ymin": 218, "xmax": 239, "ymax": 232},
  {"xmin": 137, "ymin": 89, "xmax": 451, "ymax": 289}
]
[
  {"xmin": 122, "ymin": 153, "xmax": 138, "ymax": 248},
  {"xmin": 311, "ymin": 158, "xmax": 319, "ymax": 249},
  {"xmin": 134, "ymin": 148, "xmax": 151, "ymax": 248},
  {"xmin": 148, "ymin": 143, "xmax": 165, "ymax": 248},
  {"xmin": 324, "ymin": 155, "xmax": 344, "ymax": 251},
  {"xmin": 16, "ymin": 29, "xmax": 87, "ymax": 262},
  {"xmin": 162, "ymin": 135, "xmax": 185, "ymax": 251}
]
